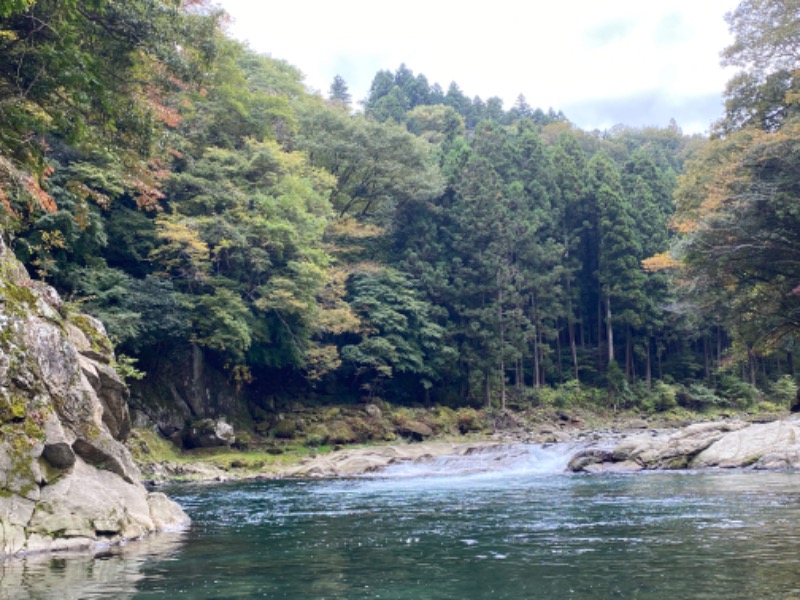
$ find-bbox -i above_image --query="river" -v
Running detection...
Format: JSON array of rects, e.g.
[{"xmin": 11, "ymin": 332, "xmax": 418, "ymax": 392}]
[{"xmin": 3, "ymin": 444, "xmax": 800, "ymax": 599}]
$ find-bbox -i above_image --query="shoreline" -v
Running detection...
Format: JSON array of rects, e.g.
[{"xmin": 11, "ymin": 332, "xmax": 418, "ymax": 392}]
[{"xmin": 137, "ymin": 411, "xmax": 800, "ymax": 484}]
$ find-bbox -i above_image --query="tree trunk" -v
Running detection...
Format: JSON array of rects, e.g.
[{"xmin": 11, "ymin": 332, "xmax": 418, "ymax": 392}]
[
  {"xmin": 498, "ymin": 285, "xmax": 506, "ymax": 411},
  {"xmin": 484, "ymin": 372, "xmax": 491, "ymax": 408},
  {"xmin": 556, "ymin": 320, "xmax": 564, "ymax": 385},
  {"xmin": 657, "ymin": 344, "xmax": 663, "ymax": 380},
  {"xmin": 645, "ymin": 336, "xmax": 652, "ymax": 390},
  {"xmin": 789, "ymin": 351, "xmax": 795, "ymax": 377},
  {"xmin": 605, "ymin": 293, "xmax": 614, "ymax": 364},
  {"xmin": 625, "ymin": 327, "xmax": 632, "ymax": 382},
  {"xmin": 565, "ymin": 276, "xmax": 580, "ymax": 384},
  {"xmin": 597, "ymin": 297, "xmax": 604, "ymax": 371},
  {"xmin": 532, "ymin": 294, "xmax": 541, "ymax": 389}
]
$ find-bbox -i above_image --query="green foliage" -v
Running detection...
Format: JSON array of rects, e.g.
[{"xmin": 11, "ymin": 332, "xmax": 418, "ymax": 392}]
[
  {"xmin": 678, "ymin": 384, "xmax": 723, "ymax": 411},
  {"xmin": 719, "ymin": 375, "xmax": 760, "ymax": 408},
  {"xmin": 770, "ymin": 375, "xmax": 798, "ymax": 406},
  {"xmin": 113, "ymin": 354, "xmax": 146, "ymax": 382},
  {"xmin": 652, "ymin": 381, "xmax": 678, "ymax": 412},
  {"xmin": 5, "ymin": 0, "xmax": 793, "ymax": 418},
  {"xmin": 340, "ymin": 268, "xmax": 452, "ymax": 396}
]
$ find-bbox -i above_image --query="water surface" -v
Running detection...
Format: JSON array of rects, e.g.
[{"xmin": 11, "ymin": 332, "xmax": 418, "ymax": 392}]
[{"xmin": 4, "ymin": 444, "xmax": 800, "ymax": 599}]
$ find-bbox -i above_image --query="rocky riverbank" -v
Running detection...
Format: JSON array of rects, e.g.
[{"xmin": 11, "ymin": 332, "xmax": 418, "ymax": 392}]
[
  {"xmin": 0, "ymin": 238, "xmax": 188, "ymax": 558},
  {"xmin": 133, "ymin": 413, "xmax": 800, "ymax": 483}
]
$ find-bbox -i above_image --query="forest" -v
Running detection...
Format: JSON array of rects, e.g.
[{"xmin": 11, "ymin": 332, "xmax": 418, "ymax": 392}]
[{"xmin": 1, "ymin": 0, "xmax": 799, "ymax": 420}]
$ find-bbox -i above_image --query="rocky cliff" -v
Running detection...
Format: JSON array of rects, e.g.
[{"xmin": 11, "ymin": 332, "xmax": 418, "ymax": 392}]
[{"xmin": 0, "ymin": 236, "xmax": 188, "ymax": 557}]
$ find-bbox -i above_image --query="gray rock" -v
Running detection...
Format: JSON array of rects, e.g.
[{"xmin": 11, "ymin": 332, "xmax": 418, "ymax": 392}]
[
  {"xmin": 182, "ymin": 418, "xmax": 235, "ymax": 449},
  {"xmin": 0, "ymin": 495, "xmax": 36, "ymax": 556},
  {"xmin": 693, "ymin": 420, "xmax": 800, "ymax": 469},
  {"xmin": 568, "ymin": 449, "xmax": 613, "ymax": 472},
  {"xmin": 147, "ymin": 492, "xmax": 191, "ymax": 530},
  {"xmin": 42, "ymin": 442, "xmax": 76, "ymax": 470},
  {"xmin": 397, "ymin": 420, "xmax": 433, "ymax": 440},
  {"xmin": 0, "ymin": 237, "xmax": 188, "ymax": 558},
  {"xmin": 364, "ymin": 403, "xmax": 382, "ymax": 418}
]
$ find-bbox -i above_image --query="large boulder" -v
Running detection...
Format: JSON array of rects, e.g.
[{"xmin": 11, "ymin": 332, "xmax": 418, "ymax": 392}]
[
  {"xmin": 569, "ymin": 418, "xmax": 800, "ymax": 473},
  {"xmin": 182, "ymin": 418, "xmax": 236, "ymax": 449},
  {"xmin": 692, "ymin": 419, "xmax": 800, "ymax": 469},
  {"xmin": 0, "ymin": 237, "xmax": 188, "ymax": 558},
  {"xmin": 568, "ymin": 420, "xmax": 751, "ymax": 472}
]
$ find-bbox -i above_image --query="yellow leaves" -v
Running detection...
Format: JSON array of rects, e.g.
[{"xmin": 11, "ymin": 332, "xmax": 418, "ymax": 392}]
[
  {"xmin": 0, "ymin": 30, "xmax": 19, "ymax": 42},
  {"xmin": 642, "ymin": 252, "xmax": 680, "ymax": 271},
  {"xmin": 151, "ymin": 215, "xmax": 210, "ymax": 280},
  {"xmin": 673, "ymin": 123, "xmax": 800, "ymax": 234},
  {"xmin": 303, "ymin": 344, "xmax": 342, "ymax": 380},
  {"xmin": 18, "ymin": 99, "xmax": 53, "ymax": 125},
  {"xmin": 315, "ymin": 266, "xmax": 361, "ymax": 335}
]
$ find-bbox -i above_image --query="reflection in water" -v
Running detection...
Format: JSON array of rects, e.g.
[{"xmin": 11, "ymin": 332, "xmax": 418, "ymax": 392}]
[
  {"xmin": 3, "ymin": 445, "xmax": 800, "ymax": 599},
  {"xmin": 0, "ymin": 531, "xmax": 187, "ymax": 600}
]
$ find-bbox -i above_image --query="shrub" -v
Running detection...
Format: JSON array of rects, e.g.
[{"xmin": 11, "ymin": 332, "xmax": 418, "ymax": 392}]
[
  {"xmin": 719, "ymin": 375, "xmax": 760, "ymax": 409},
  {"xmin": 770, "ymin": 375, "xmax": 798, "ymax": 407},
  {"xmin": 555, "ymin": 380, "xmax": 587, "ymax": 407},
  {"xmin": 529, "ymin": 386, "xmax": 559, "ymax": 407},
  {"xmin": 652, "ymin": 381, "xmax": 678, "ymax": 412},
  {"xmin": 678, "ymin": 383, "xmax": 722, "ymax": 411},
  {"xmin": 455, "ymin": 407, "xmax": 484, "ymax": 433},
  {"xmin": 233, "ymin": 431, "xmax": 252, "ymax": 450}
]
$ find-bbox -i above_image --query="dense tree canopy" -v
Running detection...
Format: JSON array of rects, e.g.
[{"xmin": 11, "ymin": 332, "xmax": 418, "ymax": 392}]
[{"xmin": 1, "ymin": 0, "xmax": 794, "ymax": 416}]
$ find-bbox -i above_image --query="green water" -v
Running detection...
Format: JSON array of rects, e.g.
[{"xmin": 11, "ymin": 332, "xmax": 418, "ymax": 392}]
[{"xmin": 4, "ymin": 445, "xmax": 800, "ymax": 599}]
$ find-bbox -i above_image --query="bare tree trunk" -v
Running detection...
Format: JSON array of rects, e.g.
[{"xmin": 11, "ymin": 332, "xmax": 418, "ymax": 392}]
[{"xmin": 645, "ymin": 336, "xmax": 652, "ymax": 390}]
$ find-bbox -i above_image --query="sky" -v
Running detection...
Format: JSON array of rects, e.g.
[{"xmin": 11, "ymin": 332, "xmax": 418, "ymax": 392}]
[{"xmin": 215, "ymin": 0, "xmax": 742, "ymax": 134}]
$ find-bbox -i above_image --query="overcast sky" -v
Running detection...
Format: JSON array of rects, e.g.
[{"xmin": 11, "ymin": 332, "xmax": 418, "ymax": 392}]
[{"xmin": 216, "ymin": 0, "xmax": 741, "ymax": 134}]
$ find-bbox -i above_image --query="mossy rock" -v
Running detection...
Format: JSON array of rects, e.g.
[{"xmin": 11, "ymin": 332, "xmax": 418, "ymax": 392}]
[
  {"xmin": 305, "ymin": 424, "xmax": 331, "ymax": 447},
  {"xmin": 0, "ymin": 395, "xmax": 27, "ymax": 423},
  {"xmin": 272, "ymin": 419, "xmax": 298, "ymax": 439},
  {"xmin": 456, "ymin": 408, "xmax": 485, "ymax": 433},
  {"xmin": 396, "ymin": 420, "xmax": 433, "ymax": 441},
  {"xmin": 327, "ymin": 420, "xmax": 356, "ymax": 444}
]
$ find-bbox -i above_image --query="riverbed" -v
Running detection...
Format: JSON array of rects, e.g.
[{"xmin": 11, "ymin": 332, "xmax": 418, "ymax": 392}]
[{"xmin": 3, "ymin": 443, "xmax": 800, "ymax": 599}]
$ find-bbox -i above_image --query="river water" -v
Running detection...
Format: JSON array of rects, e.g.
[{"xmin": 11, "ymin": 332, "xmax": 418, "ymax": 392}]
[{"xmin": 4, "ymin": 444, "xmax": 800, "ymax": 599}]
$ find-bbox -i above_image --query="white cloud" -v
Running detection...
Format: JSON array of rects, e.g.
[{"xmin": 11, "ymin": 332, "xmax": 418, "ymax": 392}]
[{"xmin": 216, "ymin": 0, "xmax": 741, "ymax": 133}]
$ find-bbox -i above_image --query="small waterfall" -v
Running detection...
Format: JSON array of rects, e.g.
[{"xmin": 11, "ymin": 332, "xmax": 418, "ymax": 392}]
[{"xmin": 371, "ymin": 443, "xmax": 584, "ymax": 480}]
